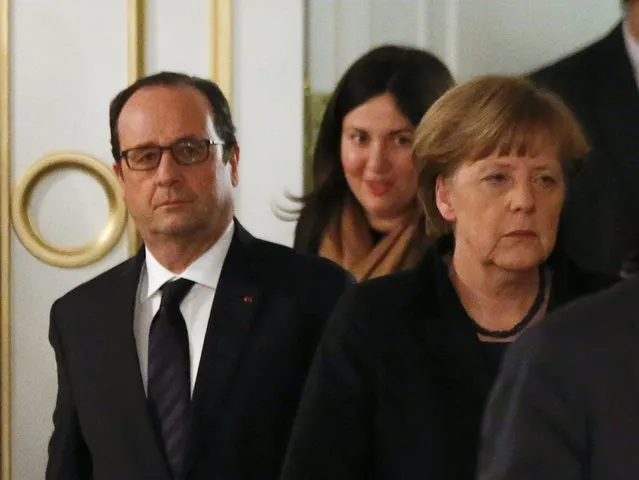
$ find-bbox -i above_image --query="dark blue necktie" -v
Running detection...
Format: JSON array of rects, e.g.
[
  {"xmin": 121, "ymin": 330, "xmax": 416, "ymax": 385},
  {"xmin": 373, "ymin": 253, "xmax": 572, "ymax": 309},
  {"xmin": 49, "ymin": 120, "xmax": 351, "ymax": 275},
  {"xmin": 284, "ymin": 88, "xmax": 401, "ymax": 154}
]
[{"xmin": 148, "ymin": 278, "xmax": 194, "ymax": 478}]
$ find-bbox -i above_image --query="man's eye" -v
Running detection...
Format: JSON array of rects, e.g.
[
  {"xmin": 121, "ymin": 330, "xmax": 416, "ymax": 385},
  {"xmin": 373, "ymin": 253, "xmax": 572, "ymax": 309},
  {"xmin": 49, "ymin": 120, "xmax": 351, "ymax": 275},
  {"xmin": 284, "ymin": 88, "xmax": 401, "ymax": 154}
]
[
  {"xmin": 131, "ymin": 150, "xmax": 158, "ymax": 164},
  {"xmin": 177, "ymin": 145, "xmax": 197, "ymax": 155},
  {"xmin": 175, "ymin": 142, "xmax": 204, "ymax": 157}
]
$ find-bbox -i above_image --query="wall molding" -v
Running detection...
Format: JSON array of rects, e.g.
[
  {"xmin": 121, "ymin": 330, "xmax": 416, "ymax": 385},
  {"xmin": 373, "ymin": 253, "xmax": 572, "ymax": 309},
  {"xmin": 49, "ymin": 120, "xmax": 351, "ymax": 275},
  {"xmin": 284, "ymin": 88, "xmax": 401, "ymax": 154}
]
[
  {"xmin": 0, "ymin": 0, "xmax": 11, "ymax": 477},
  {"xmin": 126, "ymin": 0, "xmax": 146, "ymax": 256},
  {"xmin": 211, "ymin": 0, "xmax": 233, "ymax": 102}
]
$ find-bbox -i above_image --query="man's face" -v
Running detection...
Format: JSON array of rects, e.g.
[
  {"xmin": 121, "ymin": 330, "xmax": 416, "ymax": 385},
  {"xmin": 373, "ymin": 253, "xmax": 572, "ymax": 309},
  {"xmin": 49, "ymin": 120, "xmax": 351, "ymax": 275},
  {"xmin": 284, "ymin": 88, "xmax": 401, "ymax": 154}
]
[{"xmin": 113, "ymin": 85, "xmax": 239, "ymax": 245}]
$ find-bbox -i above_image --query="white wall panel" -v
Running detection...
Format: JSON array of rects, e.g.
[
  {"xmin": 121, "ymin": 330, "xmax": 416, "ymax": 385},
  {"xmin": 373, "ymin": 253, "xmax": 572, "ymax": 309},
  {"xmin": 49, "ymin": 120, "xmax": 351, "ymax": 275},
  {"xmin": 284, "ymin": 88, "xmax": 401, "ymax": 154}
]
[
  {"xmin": 370, "ymin": 0, "xmax": 420, "ymax": 47},
  {"xmin": 453, "ymin": 0, "xmax": 621, "ymax": 79},
  {"xmin": 11, "ymin": 1, "xmax": 129, "ymax": 478},
  {"xmin": 307, "ymin": 0, "xmax": 623, "ymax": 87},
  {"xmin": 146, "ymin": 0, "xmax": 209, "ymax": 76},
  {"xmin": 308, "ymin": 0, "xmax": 337, "ymax": 91},
  {"xmin": 334, "ymin": 0, "xmax": 372, "ymax": 80},
  {"xmin": 233, "ymin": 0, "xmax": 304, "ymax": 246}
]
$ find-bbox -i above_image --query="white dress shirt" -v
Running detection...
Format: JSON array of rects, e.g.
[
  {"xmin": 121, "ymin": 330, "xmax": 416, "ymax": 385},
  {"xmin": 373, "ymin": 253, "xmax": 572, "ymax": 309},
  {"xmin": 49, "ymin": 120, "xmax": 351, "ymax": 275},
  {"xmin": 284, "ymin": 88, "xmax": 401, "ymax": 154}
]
[
  {"xmin": 622, "ymin": 19, "xmax": 639, "ymax": 90},
  {"xmin": 133, "ymin": 221, "xmax": 235, "ymax": 395}
]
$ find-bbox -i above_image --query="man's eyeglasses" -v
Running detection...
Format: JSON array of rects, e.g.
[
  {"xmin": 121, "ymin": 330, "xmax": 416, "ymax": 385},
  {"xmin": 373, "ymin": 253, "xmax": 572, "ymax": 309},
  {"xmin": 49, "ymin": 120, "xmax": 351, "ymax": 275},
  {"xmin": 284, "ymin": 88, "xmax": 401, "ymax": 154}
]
[{"xmin": 120, "ymin": 138, "xmax": 224, "ymax": 171}]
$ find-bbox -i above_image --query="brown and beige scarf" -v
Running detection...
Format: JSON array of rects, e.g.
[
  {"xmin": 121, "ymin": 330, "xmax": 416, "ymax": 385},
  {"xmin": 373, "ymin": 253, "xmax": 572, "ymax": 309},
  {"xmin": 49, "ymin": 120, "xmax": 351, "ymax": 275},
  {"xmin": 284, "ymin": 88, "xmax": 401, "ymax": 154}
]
[{"xmin": 319, "ymin": 200, "xmax": 429, "ymax": 281}]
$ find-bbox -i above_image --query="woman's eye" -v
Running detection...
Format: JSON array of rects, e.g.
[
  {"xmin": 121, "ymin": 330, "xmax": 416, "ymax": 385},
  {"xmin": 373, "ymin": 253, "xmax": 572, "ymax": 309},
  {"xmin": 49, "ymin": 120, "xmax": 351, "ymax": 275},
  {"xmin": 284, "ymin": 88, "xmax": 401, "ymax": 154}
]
[
  {"xmin": 395, "ymin": 135, "xmax": 413, "ymax": 146},
  {"xmin": 350, "ymin": 132, "xmax": 368, "ymax": 145},
  {"xmin": 484, "ymin": 173, "xmax": 507, "ymax": 184},
  {"xmin": 537, "ymin": 175, "xmax": 558, "ymax": 187}
]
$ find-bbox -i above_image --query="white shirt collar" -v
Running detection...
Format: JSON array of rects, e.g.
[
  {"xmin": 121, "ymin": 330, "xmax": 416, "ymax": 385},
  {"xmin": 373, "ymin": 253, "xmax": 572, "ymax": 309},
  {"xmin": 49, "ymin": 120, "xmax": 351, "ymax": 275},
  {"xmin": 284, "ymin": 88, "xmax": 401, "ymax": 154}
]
[
  {"xmin": 622, "ymin": 19, "xmax": 639, "ymax": 90},
  {"xmin": 141, "ymin": 220, "xmax": 235, "ymax": 301}
]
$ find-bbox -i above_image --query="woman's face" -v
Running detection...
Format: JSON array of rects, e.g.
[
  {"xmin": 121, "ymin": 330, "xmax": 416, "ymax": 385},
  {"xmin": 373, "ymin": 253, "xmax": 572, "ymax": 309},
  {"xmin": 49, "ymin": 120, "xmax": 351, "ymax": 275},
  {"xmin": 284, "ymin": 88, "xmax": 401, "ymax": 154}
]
[
  {"xmin": 341, "ymin": 93, "xmax": 417, "ymax": 229},
  {"xmin": 436, "ymin": 148, "xmax": 566, "ymax": 271}
]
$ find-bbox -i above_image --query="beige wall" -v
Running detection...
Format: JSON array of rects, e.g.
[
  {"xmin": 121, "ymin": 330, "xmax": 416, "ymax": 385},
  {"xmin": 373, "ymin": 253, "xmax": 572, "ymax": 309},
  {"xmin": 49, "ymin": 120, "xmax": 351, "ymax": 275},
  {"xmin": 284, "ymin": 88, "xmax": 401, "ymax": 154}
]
[{"xmin": 307, "ymin": 0, "xmax": 622, "ymax": 90}]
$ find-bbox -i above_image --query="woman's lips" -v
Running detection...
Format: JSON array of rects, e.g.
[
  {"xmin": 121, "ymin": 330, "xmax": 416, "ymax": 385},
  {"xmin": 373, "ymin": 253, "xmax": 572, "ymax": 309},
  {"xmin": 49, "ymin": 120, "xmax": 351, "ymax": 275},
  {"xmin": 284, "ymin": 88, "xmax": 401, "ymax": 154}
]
[
  {"xmin": 366, "ymin": 181, "xmax": 391, "ymax": 197},
  {"xmin": 505, "ymin": 230, "xmax": 536, "ymax": 237}
]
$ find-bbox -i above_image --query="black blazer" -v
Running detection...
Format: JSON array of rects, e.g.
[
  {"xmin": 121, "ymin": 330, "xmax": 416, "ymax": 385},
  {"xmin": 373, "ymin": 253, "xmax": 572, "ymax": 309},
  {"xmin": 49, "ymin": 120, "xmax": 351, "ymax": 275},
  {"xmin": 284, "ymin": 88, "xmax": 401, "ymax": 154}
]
[
  {"xmin": 478, "ymin": 274, "xmax": 639, "ymax": 480},
  {"xmin": 46, "ymin": 222, "xmax": 352, "ymax": 480},
  {"xmin": 280, "ymin": 237, "xmax": 616, "ymax": 480},
  {"xmin": 531, "ymin": 24, "xmax": 639, "ymax": 275}
]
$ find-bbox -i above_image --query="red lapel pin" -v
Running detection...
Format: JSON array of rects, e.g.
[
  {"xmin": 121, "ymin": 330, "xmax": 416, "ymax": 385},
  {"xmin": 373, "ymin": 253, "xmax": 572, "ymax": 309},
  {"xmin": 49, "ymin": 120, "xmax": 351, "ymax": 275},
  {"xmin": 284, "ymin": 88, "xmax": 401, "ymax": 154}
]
[{"xmin": 243, "ymin": 295, "xmax": 253, "ymax": 303}]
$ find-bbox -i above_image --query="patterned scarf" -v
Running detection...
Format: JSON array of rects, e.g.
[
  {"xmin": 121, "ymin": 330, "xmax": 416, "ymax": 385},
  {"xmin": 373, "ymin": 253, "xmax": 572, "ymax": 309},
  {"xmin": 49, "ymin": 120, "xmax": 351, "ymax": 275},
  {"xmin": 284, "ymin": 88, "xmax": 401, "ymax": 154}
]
[{"xmin": 319, "ymin": 200, "xmax": 429, "ymax": 281}]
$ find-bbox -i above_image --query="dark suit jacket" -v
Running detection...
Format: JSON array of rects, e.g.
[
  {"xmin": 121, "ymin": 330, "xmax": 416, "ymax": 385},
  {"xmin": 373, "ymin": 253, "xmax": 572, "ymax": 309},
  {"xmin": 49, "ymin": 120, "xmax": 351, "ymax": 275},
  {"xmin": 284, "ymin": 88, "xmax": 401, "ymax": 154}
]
[
  {"xmin": 280, "ymin": 237, "xmax": 616, "ymax": 480},
  {"xmin": 531, "ymin": 24, "xmax": 639, "ymax": 275},
  {"xmin": 46, "ymin": 221, "xmax": 352, "ymax": 480},
  {"xmin": 478, "ymin": 275, "xmax": 639, "ymax": 480}
]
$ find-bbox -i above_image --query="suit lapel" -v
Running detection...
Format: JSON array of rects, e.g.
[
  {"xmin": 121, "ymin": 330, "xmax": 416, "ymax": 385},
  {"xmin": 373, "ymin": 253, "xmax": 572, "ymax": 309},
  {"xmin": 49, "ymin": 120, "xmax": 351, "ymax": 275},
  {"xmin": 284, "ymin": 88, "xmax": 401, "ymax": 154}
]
[
  {"xmin": 590, "ymin": 26, "xmax": 639, "ymax": 210},
  {"xmin": 102, "ymin": 249, "xmax": 171, "ymax": 478},
  {"xmin": 586, "ymin": 28, "xmax": 639, "ymax": 267},
  {"xmin": 183, "ymin": 223, "xmax": 263, "ymax": 475}
]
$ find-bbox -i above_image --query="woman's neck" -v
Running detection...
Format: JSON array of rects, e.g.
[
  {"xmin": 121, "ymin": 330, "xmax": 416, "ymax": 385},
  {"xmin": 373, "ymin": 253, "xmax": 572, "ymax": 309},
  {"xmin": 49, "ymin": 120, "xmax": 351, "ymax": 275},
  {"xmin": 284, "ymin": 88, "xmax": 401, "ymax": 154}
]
[
  {"xmin": 628, "ymin": 1, "xmax": 639, "ymax": 42},
  {"xmin": 450, "ymin": 247, "xmax": 541, "ymax": 335},
  {"xmin": 365, "ymin": 202, "xmax": 416, "ymax": 234}
]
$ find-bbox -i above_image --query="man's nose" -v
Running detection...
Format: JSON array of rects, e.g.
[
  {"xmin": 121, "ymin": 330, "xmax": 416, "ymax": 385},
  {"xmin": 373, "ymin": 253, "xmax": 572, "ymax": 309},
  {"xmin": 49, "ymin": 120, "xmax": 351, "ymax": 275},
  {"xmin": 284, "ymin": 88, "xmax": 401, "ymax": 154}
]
[{"xmin": 154, "ymin": 151, "xmax": 180, "ymax": 184}]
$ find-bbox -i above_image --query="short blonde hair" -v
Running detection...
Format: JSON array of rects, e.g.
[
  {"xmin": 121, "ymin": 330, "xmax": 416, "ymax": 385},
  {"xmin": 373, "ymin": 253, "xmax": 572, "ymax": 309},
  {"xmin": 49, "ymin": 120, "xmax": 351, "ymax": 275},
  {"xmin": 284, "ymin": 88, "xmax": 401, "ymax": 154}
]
[{"xmin": 413, "ymin": 75, "xmax": 589, "ymax": 236}]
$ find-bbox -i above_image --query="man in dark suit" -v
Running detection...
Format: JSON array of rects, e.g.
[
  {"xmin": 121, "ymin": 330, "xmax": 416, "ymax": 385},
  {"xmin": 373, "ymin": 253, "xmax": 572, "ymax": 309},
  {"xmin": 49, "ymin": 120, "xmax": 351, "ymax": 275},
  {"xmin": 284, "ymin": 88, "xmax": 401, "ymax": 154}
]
[
  {"xmin": 478, "ymin": 276, "xmax": 639, "ymax": 479},
  {"xmin": 45, "ymin": 71, "xmax": 351, "ymax": 480},
  {"xmin": 530, "ymin": 0, "xmax": 639, "ymax": 276}
]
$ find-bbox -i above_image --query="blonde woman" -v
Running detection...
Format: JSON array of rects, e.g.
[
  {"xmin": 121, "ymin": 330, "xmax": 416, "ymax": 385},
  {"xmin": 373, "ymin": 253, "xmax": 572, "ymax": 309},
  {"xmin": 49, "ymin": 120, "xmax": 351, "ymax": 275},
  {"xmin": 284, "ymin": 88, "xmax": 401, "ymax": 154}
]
[{"xmin": 281, "ymin": 76, "xmax": 618, "ymax": 480}]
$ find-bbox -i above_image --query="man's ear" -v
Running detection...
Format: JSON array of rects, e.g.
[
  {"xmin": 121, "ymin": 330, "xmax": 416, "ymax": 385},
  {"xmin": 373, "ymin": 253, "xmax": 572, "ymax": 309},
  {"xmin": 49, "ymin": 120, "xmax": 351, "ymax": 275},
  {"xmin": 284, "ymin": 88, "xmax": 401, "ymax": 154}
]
[
  {"xmin": 435, "ymin": 175, "xmax": 457, "ymax": 223},
  {"xmin": 113, "ymin": 162, "xmax": 125, "ymax": 188},
  {"xmin": 228, "ymin": 144, "xmax": 240, "ymax": 187}
]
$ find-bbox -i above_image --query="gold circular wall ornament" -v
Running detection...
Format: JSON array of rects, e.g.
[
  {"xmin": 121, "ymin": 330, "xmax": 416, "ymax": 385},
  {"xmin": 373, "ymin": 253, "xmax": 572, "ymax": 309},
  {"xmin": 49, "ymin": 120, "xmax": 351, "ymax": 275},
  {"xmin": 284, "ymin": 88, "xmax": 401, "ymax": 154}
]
[{"xmin": 11, "ymin": 153, "xmax": 127, "ymax": 268}]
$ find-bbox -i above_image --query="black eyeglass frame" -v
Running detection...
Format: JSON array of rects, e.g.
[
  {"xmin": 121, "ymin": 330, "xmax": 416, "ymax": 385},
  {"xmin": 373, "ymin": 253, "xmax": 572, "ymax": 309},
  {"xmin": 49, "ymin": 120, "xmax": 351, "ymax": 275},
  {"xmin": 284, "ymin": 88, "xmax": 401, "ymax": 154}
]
[{"xmin": 119, "ymin": 138, "xmax": 226, "ymax": 171}]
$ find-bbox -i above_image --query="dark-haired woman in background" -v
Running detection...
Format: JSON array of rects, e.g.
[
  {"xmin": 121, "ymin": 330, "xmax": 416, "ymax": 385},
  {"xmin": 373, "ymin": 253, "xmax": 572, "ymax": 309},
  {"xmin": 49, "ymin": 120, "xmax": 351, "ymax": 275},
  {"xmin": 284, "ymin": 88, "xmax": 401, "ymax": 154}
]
[
  {"xmin": 294, "ymin": 45, "xmax": 454, "ymax": 281},
  {"xmin": 281, "ymin": 76, "xmax": 618, "ymax": 480}
]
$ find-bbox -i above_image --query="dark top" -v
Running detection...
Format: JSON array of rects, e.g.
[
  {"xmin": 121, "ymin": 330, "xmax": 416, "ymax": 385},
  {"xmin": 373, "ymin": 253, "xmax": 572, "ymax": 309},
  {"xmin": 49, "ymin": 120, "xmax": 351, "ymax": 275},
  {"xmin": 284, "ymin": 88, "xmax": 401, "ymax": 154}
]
[
  {"xmin": 280, "ymin": 235, "xmax": 618, "ymax": 480},
  {"xmin": 480, "ymin": 342, "xmax": 510, "ymax": 385},
  {"xmin": 479, "ymin": 274, "xmax": 639, "ymax": 480}
]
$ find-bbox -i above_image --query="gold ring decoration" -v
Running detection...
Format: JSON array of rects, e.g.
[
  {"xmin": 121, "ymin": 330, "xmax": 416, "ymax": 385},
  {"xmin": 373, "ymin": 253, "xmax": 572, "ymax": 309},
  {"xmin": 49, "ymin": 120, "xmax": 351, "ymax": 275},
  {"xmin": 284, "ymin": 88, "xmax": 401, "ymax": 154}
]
[{"xmin": 11, "ymin": 153, "xmax": 127, "ymax": 268}]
